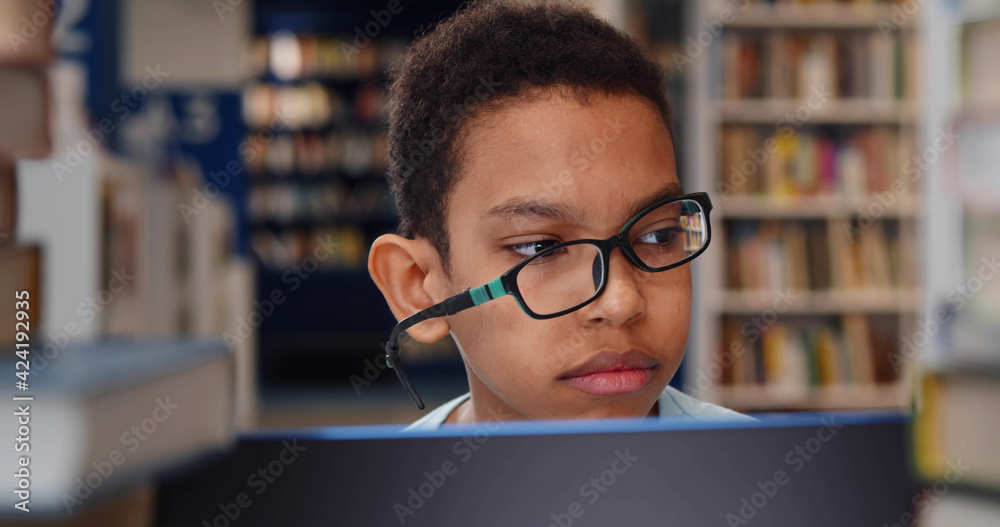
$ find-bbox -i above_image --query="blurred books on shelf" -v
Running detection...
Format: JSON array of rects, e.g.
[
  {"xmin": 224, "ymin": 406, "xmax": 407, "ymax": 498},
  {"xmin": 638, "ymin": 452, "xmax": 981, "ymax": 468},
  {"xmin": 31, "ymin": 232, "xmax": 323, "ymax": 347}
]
[
  {"xmin": 0, "ymin": 0, "xmax": 52, "ymax": 159},
  {"xmin": 0, "ymin": 338, "xmax": 235, "ymax": 516},
  {"xmin": 911, "ymin": 10, "xmax": 1000, "ymax": 521},
  {"xmin": 0, "ymin": 245, "xmax": 41, "ymax": 351},
  {"xmin": 720, "ymin": 27, "xmax": 915, "ymax": 101},
  {"xmin": 724, "ymin": 218, "xmax": 918, "ymax": 292},
  {"xmin": 721, "ymin": 0, "xmax": 915, "ymax": 31},
  {"xmin": 714, "ymin": 313, "xmax": 908, "ymax": 410},
  {"xmin": 97, "ymin": 156, "xmax": 259, "ymax": 429},
  {"xmin": 239, "ymin": 9, "xmax": 438, "ymax": 386},
  {"xmin": 0, "ymin": 1, "xmax": 53, "ymax": 65},
  {"xmin": 914, "ymin": 360, "xmax": 1000, "ymax": 492},
  {"xmin": 718, "ymin": 125, "xmax": 917, "ymax": 198},
  {"xmin": 920, "ymin": 490, "xmax": 1000, "ymax": 527},
  {"xmin": 245, "ymin": 32, "xmax": 398, "ymax": 82},
  {"xmin": 250, "ymin": 226, "xmax": 369, "ymax": 270},
  {"xmin": 99, "ymin": 157, "xmax": 245, "ymax": 338},
  {"xmin": 945, "ymin": 10, "xmax": 1000, "ymax": 352},
  {"xmin": 0, "ymin": 159, "xmax": 13, "ymax": 246},
  {"xmin": 692, "ymin": 0, "xmax": 923, "ymax": 412},
  {"xmin": 242, "ymin": 32, "xmax": 406, "ymax": 274},
  {"xmin": 0, "ymin": 68, "xmax": 49, "ymax": 158},
  {"xmin": 962, "ymin": 17, "xmax": 1000, "ymax": 109},
  {"xmin": 243, "ymin": 130, "xmax": 388, "ymax": 176}
]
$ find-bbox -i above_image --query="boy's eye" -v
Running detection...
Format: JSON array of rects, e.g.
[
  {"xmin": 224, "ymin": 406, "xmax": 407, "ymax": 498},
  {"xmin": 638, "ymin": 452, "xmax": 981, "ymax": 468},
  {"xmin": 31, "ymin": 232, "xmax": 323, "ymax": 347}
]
[
  {"xmin": 635, "ymin": 226, "xmax": 683, "ymax": 247},
  {"xmin": 506, "ymin": 239, "xmax": 561, "ymax": 259}
]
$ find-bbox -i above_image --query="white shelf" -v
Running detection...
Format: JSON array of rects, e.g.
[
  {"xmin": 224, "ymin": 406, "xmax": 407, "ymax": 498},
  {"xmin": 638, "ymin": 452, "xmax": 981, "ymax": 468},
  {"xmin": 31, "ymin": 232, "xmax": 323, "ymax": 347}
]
[
  {"xmin": 710, "ymin": 384, "xmax": 910, "ymax": 411},
  {"xmin": 716, "ymin": 194, "xmax": 921, "ymax": 218},
  {"xmin": 713, "ymin": 290, "xmax": 922, "ymax": 315},
  {"xmin": 716, "ymin": 99, "xmax": 917, "ymax": 124},
  {"xmin": 723, "ymin": 3, "xmax": 915, "ymax": 30}
]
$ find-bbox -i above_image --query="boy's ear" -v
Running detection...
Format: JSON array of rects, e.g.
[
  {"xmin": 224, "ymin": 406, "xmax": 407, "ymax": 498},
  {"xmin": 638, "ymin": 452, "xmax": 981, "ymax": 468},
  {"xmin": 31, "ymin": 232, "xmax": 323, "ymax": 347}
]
[{"xmin": 368, "ymin": 233, "xmax": 453, "ymax": 344}]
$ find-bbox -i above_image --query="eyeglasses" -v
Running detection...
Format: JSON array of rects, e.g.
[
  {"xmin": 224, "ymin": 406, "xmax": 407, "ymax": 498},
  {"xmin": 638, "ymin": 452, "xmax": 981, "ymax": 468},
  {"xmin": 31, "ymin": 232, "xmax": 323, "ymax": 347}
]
[{"xmin": 382, "ymin": 192, "xmax": 714, "ymax": 409}]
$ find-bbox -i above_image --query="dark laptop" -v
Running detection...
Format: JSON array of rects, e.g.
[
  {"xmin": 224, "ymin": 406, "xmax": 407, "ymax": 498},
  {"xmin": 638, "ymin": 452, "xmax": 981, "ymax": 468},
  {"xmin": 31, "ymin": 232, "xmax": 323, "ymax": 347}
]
[{"xmin": 157, "ymin": 412, "xmax": 917, "ymax": 526}]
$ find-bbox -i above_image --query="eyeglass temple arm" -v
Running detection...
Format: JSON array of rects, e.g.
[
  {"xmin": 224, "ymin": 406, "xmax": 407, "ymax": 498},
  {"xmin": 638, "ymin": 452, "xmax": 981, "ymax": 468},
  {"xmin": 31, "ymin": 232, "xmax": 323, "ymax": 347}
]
[{"xmin": 384, "ymin": 279, "xmax": 506, "ymax": 410}]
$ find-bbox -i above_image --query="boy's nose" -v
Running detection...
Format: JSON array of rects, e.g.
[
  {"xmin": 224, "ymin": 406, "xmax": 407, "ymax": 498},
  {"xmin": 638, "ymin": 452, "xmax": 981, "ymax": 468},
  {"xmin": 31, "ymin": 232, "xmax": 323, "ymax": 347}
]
[{"xmin": 578, "ymin": 250, "xmax": 646, "ymax": 326}]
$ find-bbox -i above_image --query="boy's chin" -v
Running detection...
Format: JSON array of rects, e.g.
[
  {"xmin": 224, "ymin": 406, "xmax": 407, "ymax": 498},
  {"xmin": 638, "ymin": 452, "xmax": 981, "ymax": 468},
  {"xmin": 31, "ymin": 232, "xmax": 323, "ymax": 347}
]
[{"xmin": 536, "ymin": 392, "xmax": 662, "ymax": 421}]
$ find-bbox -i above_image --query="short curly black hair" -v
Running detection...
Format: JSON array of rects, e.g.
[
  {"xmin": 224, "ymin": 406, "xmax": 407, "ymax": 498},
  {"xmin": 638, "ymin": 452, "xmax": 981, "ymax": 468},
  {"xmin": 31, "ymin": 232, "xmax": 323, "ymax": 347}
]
[{"xmin": 385, "ymin": 0, "xmax": 672, "ymax": 276}]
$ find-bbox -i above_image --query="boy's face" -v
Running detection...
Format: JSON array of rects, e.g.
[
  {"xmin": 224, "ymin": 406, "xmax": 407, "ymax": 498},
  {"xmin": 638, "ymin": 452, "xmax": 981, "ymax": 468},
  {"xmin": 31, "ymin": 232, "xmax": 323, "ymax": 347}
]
[{"xmin": 438, "ymin": 88, "xmax": 692, "ymax": 420}]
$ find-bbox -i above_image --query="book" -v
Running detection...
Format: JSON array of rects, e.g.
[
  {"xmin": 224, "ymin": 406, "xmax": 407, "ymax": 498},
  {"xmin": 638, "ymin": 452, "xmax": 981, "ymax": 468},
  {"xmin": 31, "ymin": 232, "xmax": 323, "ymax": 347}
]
[
  {"xmin": 919, "ymin": 489, "xmax": 1000, "ymax": 527},
  {"xmin": 718, "ymin": 125, "xmax": 910, "ymax": 198},
  {"xmin": 0, "ymin": 0, "xmax": 54, "ymax": 65},
  {"xmin": 721, "ymin": 29, "xmax": 907, "ymax": 100},
  {"xmin": 0, "ymin": 67, "xmax": 49, "ymax": 158},
  {"xmin": 0, "ymin": 159, "xmax": 15, "ymax": 247},
  {"xmin": 913, "ymin": 361, "xmax": 1000, "ymax": 492},
  {"xmin": 725, "ymin": 218, "xmax": 904, "ymax": 292},
  {"xmin": 0, "ymin": 245, "xmax": 41, "ymax": 351},
  {"xmin": 0, "ymin": 338, "xmax": 236, "ymax": 516},
  {"xmin": 963, "ymin": 18, "xmax": 1000, "ymax": 107},
  {"xmin": 719, "ymin": 314, "xmax": 901, "ymax": 392}
]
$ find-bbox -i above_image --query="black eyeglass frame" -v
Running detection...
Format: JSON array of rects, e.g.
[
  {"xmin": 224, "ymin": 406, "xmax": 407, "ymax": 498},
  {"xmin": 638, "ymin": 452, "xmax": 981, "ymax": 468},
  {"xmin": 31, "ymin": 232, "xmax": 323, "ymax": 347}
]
[{"xmin": 381, "ymin": 191, "xmax": 714, "ymax": 409}]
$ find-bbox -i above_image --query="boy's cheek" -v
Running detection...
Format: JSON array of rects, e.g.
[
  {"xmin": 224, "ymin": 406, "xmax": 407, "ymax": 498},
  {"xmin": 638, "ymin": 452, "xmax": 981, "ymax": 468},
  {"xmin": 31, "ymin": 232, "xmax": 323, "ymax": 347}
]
[{"xmin": 460, "ymin": 322, "xmax": 554, "ymax": 378}]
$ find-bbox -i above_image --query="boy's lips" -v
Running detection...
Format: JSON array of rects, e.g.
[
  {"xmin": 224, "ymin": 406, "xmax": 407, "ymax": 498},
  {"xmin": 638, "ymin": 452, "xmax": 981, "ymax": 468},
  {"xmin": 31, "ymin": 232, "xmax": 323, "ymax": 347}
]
[{"xmin": 557, "ymin": 349, "xmax": 659, "ymax": 396}]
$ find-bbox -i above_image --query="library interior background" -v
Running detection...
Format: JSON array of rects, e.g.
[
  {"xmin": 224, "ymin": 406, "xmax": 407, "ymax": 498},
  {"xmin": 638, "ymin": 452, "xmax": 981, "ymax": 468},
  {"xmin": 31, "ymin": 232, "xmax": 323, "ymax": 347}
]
[{"xmin": 1, "ymin": 0, "xmax": 1000, "ymax": 524}]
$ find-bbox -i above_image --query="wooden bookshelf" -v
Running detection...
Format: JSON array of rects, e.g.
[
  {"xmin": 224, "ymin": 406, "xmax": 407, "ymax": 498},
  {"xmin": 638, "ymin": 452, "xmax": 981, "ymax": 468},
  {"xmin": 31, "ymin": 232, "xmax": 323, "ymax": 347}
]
[
  {"xmin": 242, "ymin": 32, "xmax": 402, "ymax": 271},
  {"xmin": 714, "ymin": 384, "xmax": 909, "ymax": 411},
  {"xmin": 238, "ymin": 4, "xmax": 462, "ymax": 388},
  {"xmin": 0, "ymin": 0, "xmax": 53, "ymax": 158},
  {"xmin": 713, "ymin": 289, "xmax": 922, "ymax": 315},
  {"xmin": 717, "ymin": 194, "xmax": 921, "ymax": 218},
  {"xmin": 722, "ymin": 3, "xmax": 913, "ymax": 30},
  {"xmin": 687, "ymin": 0, "xmax": 924, "ymax": 412},
  {"xmin": 717, "ymin": 99, "xmax": 917, "ymax": 124}
]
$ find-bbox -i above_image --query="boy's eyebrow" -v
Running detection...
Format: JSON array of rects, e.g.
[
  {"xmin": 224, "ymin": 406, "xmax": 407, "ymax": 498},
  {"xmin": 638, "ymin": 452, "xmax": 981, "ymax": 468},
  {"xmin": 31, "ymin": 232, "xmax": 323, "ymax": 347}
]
[
  {"xmin": 482, "ymin": 181, "xmax": 685, "ymax": 225},
  {"xmin": 627, "ymin": 181, "xmax": 685, "ymax": 218},
  {"xmin": 482, "ymin": 198, "xmax": 581, "ymax": 224}
]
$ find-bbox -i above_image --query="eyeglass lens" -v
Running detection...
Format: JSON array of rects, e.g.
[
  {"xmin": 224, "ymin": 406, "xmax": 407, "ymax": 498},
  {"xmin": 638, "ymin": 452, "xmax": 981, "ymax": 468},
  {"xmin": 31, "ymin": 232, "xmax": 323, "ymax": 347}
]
[{"xmin": 514, "ymin": 198, "xmax": 708, "ymax": 316}]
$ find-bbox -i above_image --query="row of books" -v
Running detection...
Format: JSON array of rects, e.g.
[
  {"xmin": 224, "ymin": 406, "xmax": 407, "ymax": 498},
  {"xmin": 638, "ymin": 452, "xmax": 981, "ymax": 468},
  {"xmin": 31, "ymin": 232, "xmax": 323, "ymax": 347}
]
[
  {"xmin": 722, "ymin": 29, "xmax": 913, "ymax": 100},
  {"xmin": 0, "ymin": 161, "xmax": 13, "ymax": 246},
  {"xmin": 251, "ymin": 226, "xmax": 369, "ymax": 270},
  {"xmin": 243, "ymin": 130, "xmax": 388, "ymax": 177},
  {"xmin": 244, "ymin": 130, "xmax": 388, "ymax": 176},
  {"xmin": 718, "ymin": 314, "xmax": 900, "ymax": 388},
  {"xmin": 242, "ymin": 81, "xmax": 386, "ymax": 130},
  {"xmin": 0, "ymin": 245, "xmax": 41, "ymax": 350},
  {"xmin": 725, "ymin": 218, "xmax": 917, "ymax": 291},
  {"xmin": 964, "ymin": 18, "xmax": 1000, "ymax": 106},
  {"xmin": 247, "ymin": 33, "xmax": 408, "ymax": 81},
  {"xmin": 743, "ymin": 0, "xmax": 901, "ymax": 4},
  {"xmin": 718, "ymin": 125, "xmax": 915, "ymax": 197},
  {"xmin": 248, "ymin": 183, "xmax": 393, "ymax": 222}
]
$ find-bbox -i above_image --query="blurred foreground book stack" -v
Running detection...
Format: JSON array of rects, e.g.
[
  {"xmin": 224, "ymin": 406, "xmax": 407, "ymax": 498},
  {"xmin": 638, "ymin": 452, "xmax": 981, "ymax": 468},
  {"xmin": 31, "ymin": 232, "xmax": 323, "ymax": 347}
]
[{"xmin": 0, "ymin": 339, "xmax": 235, "ymax": 525}]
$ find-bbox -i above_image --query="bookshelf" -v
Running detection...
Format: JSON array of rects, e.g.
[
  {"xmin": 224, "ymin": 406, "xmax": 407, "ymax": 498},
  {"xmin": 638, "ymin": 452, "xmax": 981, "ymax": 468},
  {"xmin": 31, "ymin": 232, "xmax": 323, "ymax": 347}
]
[
  {"xmin": 922, "ymin": 7, "xmax": 1000, "ymax": 362},
  {"xmin": 909, "ymin": 6, "xmax": 1000, "ymax": 522},
  {"xmin": 721, "ymin": 2, "xmax": 908, "ymax": 30},
  {"xmin": 0, "ymin": 0, "xmax": 52, "ymax": 349},
  {"xmin": 242, "ymin": 32, "xmax": 401, "ymax": 271},
  {"xmin": 241, "ymin": 26, "xmax": 403, "ymax": 385},
  {"xmin": 687, "ymin": 0, "xmax": 924, "ymax": 412},
  {"xmin": 717, "ymin": 99, "xmax": 917, "ymax": 124},
  {"xmin": 242, "ymin": 2, "xmax": 467, "ymax": 388}
]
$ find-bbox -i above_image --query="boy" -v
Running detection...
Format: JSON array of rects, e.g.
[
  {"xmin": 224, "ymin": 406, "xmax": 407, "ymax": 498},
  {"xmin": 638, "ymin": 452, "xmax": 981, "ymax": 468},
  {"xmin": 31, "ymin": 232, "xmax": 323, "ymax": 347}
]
[{"xmin": 368, "ymin": 0, "xmax": 749, "ymax": 429}]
